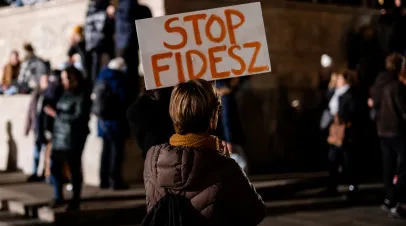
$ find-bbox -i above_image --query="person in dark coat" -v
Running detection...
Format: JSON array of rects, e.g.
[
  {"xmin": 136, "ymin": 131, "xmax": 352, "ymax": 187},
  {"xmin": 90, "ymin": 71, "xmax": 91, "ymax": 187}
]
[
  {"xmin": 67, "ymin": 25, "xmax": 87, "ymax": 78},
  {"xmin": 388, "ymin": 2, "xmax": 406, "ymax": 55},
  {"xmin": 127, "ymin": 87, "xmax": 174, "ymax": 159},
  {"xmin": 369, "ymin": 53, "xmax": 405, "ymax": 120},
  {"xmin": 377, "ymin": 72, "xmax": 406, "ymax": 219},
  {"xmin": 325, "ymin": 71, "xmax": 358, "ymax": 196},
  {"xmin": 84, "ymin": 0, "xmax": 114, "ymax": 82},
  {"xmin": 45, "ymin": 66, "xmax": 90, "ymax": 211},
  {"xmin": 216, "ymin": 78, "xmax": 248, "ymax": 173},
  {"xmin": 95, "ymin": 58, "xmax": 128, "ymax": 189},
  {"xmin": 115, "ymin": 0, "xmax": 152, "ymax": 102}
]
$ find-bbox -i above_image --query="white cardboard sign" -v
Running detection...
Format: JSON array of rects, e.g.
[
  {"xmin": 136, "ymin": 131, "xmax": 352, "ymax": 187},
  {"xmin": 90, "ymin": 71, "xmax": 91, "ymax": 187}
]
[{"xmin": 136, "ymin": 2, "xmax": 271, "ymax": 90}]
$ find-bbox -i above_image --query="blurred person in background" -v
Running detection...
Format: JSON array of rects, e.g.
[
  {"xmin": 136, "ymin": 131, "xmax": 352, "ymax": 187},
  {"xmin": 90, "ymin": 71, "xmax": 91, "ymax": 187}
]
[
  {"xmin": 5, "ymin": 0, "xmax": 23, "ymax": 7},
  {"xmin": 17, "ymin": 43, "xmax": 48, "ymax": 94},
  {"xmin": 325, "ymin": 71, "xmax": 359, "ymax": 197},
  {"xmin": 92, "ymin": 58, "xmax": 128, "ymax": 189},
  {"xmin": 144, "ymin": 79, "xmax": 266, "ymax": 226},
  {"xmin": 24, "ymin": 74, "xmax": 51, "ymax": 182},
  {"xmin": 377, "ymin": 69, "xmax": 406, "ymax": 219},
  {"xmin": 42, "ymin": 70, "xmax": 64, "ymax": 182},
  {"xmin": 388, "ymin": 0, "xmax": 406, "ymax": 55},
  {"xmin": 45, "ymin": 66, "xmax": 90, "ymax": 211},
  {"xmin": 84, "ymin": 0, "xmax": 114, "ymax": 83},
  {"xmin": 1, "ymin": 50, "xmax": 20, "ymax": 95},
  {"xmin": 369, "ymin": 53, "xmax": 405, "ymax": 120},
  {"xmin": 216, "ymin": 78, "xmax": 249, "ymax": 174},
  {"xmin": 127, "ymin": 87, "xmax": 174, "ymax": 159},
  {"xmin": 115, "ymin": 0, "xmax": 152, "ymax": 103},
  {"xmin": 67, "ymin": 25, "xmax": 86, "ymax": 76}
]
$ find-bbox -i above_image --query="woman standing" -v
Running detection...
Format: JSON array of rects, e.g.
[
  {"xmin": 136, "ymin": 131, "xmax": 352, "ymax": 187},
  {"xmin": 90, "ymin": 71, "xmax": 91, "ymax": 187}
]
[
  {"xmin": 44, "ymin": 66, "xmax": 90, "ymax": 211},
  {"xmin": 144, "ymin": 79, "xmax": 266, "ymax": 226},
  {"xmin": 326, "ymin": 71, "xmax": 358, "ymax": 196}
]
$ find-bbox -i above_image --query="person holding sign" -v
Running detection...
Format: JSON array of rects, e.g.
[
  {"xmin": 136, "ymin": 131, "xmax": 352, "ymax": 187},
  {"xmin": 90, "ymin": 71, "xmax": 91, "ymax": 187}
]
[{"xmin": 143, "ymin": 79, "xmax": 266, "ymax": 226}]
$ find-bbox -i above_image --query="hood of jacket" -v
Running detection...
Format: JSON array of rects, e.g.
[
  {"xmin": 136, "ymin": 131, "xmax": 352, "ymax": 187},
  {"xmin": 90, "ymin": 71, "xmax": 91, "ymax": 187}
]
[{"xmin": 153, "ymin": 134, "xmax": 226, "ymax": 190}]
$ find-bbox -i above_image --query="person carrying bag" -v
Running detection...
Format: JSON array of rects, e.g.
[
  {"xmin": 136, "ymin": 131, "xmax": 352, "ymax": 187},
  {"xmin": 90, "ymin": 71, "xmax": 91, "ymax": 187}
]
[{"xmin": 324, "ymin": 70, "xmax": 358, "ymax": 197}]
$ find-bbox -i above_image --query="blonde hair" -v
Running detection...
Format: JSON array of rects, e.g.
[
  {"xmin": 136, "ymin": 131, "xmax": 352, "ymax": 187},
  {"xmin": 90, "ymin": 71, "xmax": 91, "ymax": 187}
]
[{"xmin": 169, "ymin": 79, "xmax": 221, "ymax": 134}]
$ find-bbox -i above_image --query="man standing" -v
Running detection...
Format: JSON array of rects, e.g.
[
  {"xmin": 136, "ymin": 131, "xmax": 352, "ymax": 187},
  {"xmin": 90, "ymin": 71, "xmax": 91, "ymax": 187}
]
[
  {"xmin": 92, "ymin": 58, "xmax": 128, "ymax": 189},
  {"xmin": 378, "ymin": 70, "xmax": 406, "ymax": 219},
  {"xmin": 17, "ymin": 43, "xmax": 48, "ymax": 93}
]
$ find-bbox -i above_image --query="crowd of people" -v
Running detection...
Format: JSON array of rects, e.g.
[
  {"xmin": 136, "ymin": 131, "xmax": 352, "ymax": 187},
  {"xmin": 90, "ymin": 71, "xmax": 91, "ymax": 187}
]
[
  {"xmin": 1, "ymin": 0, "xmax": 406, "ymax": 224},
  {"xmin": 317, "ymin": 2, "xmax": 406, "ymax": 220},
  {"xmin": 0, "ymin": 0, "xmax": 152, "ymax": 211},
  {"xmin": 0, "ymin": 0, "xmax": 250, "ymax": 216}
]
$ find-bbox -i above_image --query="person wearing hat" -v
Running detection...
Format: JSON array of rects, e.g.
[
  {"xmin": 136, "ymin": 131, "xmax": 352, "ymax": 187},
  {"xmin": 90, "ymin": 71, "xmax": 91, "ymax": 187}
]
[{"xmin": 17, "ymin": 43, "xmax": 48, "ymax": 94}]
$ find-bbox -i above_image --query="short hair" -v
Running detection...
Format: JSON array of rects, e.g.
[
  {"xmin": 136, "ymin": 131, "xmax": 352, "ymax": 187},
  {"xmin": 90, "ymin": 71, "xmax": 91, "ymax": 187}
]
[
  {"xmin": 63, "ymin": 65, "xmax": 84, "ymax": 90},
  {"xmin": 169, "ymin": 79, "xmax": 221, "ymax": 135},
  {"xmin": 386, "ymin": 53, "xmax": 405, "ymax": 74},
  {"xmin": 23, "ymin": 43, "xmax": 34, "ymax": 53},
  {"xmin": 338, "ymin": 69, "xmax": 357, "ymax": 85}
]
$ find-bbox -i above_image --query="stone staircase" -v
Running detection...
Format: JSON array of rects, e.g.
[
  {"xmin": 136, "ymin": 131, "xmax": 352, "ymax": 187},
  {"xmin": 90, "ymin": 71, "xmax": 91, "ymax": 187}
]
[{"xmin": 0, "ymin": 171, "xmax": 386, "ymax": 226}]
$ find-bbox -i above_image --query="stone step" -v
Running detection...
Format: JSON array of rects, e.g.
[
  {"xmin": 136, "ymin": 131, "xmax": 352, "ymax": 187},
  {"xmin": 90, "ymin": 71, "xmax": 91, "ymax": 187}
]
[
  {"xmin": 265, "ymin": 184, "xmax": 385, "ymax": 215},
  {"xmin": 37, "ymin": 200, "xmax": 145, "ymax": 225},
  {"xmin": 0, "ymin": 211, "xmax": 50, "ymax": 226},
  {"xmin": 0, "ymin": 183, "xmax": 145, "ymax": 217},
  {"xmin": 0, "ymin": 172, "xmax": 330, "ymax": 223},
  {"xmin": 0, "ymin": 172, "xmax": 26, "ymax": 186},
  {"xmin": 36, "ymin": 183, "xmax": 385, "ymax": 225}
]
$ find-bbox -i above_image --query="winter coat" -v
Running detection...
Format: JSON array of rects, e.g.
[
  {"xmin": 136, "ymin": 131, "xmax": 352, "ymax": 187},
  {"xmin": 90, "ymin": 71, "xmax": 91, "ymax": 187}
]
[
  {"xmin": 215, "ymin": 79, "xmax": 245, "ymax": 144},
  {"xmin": 115, "ymin": 0, "xmax": 152, "ymax": 57},
  {"xmin": 2, "ymin": 63, "xmax": 20, "ymax": 87},
  {"xmin": 144, "ymin": 133, "xmax": 266, "ymax": 226},
  {"xmin": 17, "ymin": 56, "xmax": 48, "ymax": 89},
  {"xmin": 371, "ymin": 71, "xmax": 398, "ymax": 117},
  {"xmin": 96, "ymin": 67, "xmax": 126, "ymax": 138},
  {"xmin": 377, "ymin": 80, "xmax": 406, "ymax": 137},
  {"xmin": 84, "ymin": 0, "xmax": 108, "ymax": 52},
  {"xmin": 52, "ymin": 91, "xmax": 90, "ymax": 151}
]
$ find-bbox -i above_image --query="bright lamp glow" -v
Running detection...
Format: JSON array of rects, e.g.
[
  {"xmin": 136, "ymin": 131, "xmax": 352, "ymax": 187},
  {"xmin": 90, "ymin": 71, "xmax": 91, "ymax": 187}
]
[{"xmin": 321, "ymin": 54, "xmax": 332, "ymax": 68}]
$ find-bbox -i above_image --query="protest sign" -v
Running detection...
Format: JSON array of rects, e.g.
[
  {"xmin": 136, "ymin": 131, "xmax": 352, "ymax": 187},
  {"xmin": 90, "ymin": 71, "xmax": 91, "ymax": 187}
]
[{"xmin": 136, "ymin": 2, "xmax": 271, "ymax": 90}]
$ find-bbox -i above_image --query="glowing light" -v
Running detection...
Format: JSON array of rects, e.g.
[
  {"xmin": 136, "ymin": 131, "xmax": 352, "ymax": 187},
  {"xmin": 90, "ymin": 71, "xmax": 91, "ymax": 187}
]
[
  {"xmin": 321, "ymin": 54, "xmax": 332, "ymax": 68},
  {"xmin": 291, "ymin": 100, "xmax": 300, "ymax": 108}
]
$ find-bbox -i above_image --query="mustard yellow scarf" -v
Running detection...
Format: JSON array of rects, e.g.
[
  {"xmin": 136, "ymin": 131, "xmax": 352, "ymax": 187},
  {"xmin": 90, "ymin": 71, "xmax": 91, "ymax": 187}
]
[{"xmin": 169, "ymin": 133, "xmax": 220, "ymax": 151}]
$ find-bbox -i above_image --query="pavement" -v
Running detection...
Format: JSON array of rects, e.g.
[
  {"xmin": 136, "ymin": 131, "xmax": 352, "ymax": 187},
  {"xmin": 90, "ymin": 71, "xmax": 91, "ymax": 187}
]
[
  {"xmin": 0, "ymin": 171, "xmax": 404, "ymax": 225},
  {"xmin": 261, "ymin": 206, "xmax": 406, "ymax": 226}
]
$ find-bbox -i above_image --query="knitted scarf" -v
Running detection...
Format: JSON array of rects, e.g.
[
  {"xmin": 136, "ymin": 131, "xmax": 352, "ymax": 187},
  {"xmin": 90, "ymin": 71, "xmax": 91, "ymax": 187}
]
[{"xmin": 169, "ymin": 133, "xmax": 220, "ymax": 151}]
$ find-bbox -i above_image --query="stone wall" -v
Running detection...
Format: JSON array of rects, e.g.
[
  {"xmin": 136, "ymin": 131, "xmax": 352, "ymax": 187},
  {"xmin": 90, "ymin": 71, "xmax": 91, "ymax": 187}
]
[{"xmin": 0, "ymin": 0, "xmax": 88, "ymax": 68}]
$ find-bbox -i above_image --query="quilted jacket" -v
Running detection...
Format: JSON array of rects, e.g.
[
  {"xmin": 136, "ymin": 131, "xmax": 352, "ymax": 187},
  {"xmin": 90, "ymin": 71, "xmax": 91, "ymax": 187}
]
[{"xmin": 144, "ymin": 144, "xmax": 266, "ymax": 226}]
